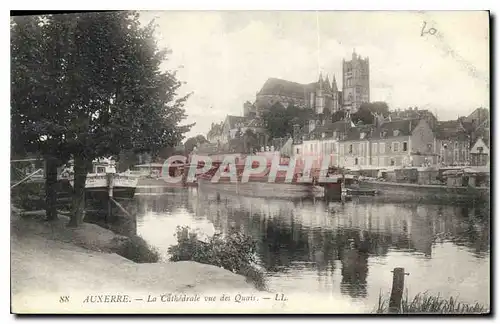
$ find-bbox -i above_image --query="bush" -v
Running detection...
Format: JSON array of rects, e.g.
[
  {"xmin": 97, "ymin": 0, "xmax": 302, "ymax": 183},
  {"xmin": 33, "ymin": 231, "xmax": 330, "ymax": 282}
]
[
  {"xmin": 168, "ymin": 226, "xmax": 267, "ymax": 290},
  {"xmin": 375, "ymin": 291, "xmax": 489, "ymax": 314},
  {"xmin": 116, "ymin": 235, "xmax": 161, "ymax": 263}
]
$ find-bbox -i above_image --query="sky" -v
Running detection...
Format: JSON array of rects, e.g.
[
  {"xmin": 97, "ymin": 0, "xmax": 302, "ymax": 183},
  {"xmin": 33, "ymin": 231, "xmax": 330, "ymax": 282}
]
[{"xmin": 138, "ymin": 11, "xmax": 489, "ymax": 139}]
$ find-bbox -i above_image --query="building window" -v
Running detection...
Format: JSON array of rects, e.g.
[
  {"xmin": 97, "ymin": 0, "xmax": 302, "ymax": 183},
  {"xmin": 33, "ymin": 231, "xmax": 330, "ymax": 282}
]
[
  {"xmin": 393, "ymin": 142, "xmax": 399, "ymax": 152},
  {"xmin": 403, "ymin": 142, "xmax": 408, "ymax": 152},
  {"xmin": 355, "ymin": 158, "xmax": 358, "ymax": 165},
  {"xmin": 380, "ymin": 143, "xmax": 385, "ymax": 154},
  {"xmin": 372, "ymin": 143, "xmax": 378, "ymax": 154},
  {"xmin": 296, "ymin": 148, "xmax": 300, "ymax": 154},
  {"xmin": 310, "ymin": 144, "xmax": 313, "ymax": 152},
  {"xmin": 393, "ymin": 130, "xmax": 400, "ymax": 137},
  {"xmin": 349, "ymin": 144, "xmax": 353, "ymax": 154},
  {"xmin": 390, "ymin": 159, "xmax": 395, "ymax": 166},
  {"xmin": 454, "ymin": 142, "xmax": 458, "ymax": 149}
]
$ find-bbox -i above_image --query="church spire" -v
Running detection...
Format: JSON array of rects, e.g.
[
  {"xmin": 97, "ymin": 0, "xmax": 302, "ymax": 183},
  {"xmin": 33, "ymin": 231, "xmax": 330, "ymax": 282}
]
[
  {"xmin": 318, "ymin": 72, "xmax": 324, "ymax": 91},
  {"xmin": 332, "ymin": 74, "xmax": 338, "ymax": 91},
  {"xmin": 324, "ymin": 74, "xmax": 331, "ymax": 91}
]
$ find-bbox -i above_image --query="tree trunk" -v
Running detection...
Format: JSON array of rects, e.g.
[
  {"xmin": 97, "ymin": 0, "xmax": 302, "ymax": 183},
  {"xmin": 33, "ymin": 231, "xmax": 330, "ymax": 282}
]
[
  {"xmin": 68, "ymin": 154, "xmax": 87, "ymax": 227},
  {"xmin": 45, "ymin": 157, "xmax": 59, "ymax": 221}
]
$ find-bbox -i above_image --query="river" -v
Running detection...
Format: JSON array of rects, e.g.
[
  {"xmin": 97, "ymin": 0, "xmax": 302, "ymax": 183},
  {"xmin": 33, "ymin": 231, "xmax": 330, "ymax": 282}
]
[{"xmin": 133, "ymin": 187, "xmax": 490, "ymax": 312}]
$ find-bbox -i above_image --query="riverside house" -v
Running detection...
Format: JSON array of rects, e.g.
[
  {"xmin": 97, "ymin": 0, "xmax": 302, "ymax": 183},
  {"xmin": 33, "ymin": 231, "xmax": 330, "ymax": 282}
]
[
  {"xmin": 470, "ymin": 137, "xmax": 490, "ymax": 166},
  {"xmin": 338, "ymin": 118, "xmax": 436, "ymax": 168},
  {"xmin": 292, "ymin": 119, "xmax": 353, "ymax": 167},
  {"xmin": 434, "ymin": 119, "xmax": 471, "ymax": 166}
]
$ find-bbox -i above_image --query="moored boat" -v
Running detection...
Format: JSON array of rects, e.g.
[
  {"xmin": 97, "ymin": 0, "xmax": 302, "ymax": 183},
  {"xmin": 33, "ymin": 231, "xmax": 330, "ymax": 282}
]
[
  {"xmin": 129, "ymin": 161, "xmax": 190, "ymax": 195},
  {"xmin": 196, "ymin": 157, "xmax": 327, "ymax": 200},
  {"xmin": 59, "ymin": 158, "xmax": 137, "ymax": 199}
]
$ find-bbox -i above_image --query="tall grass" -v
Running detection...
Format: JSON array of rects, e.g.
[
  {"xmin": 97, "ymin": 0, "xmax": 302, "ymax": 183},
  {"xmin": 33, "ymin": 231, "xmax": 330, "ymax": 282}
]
[{"xmin": 375, "ymin": 290, "xmax": 489, "ymax": 314}]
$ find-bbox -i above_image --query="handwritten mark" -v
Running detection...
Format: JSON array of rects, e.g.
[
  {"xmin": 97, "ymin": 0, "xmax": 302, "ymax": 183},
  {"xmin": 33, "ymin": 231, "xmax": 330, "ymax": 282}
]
[
  {"xmin": 418, "ymin": 13, "xmax": 489, "ymax": 88},
  {"xmin": 421, "ymin": 21, "xmax": 437, "ymax": 36}
]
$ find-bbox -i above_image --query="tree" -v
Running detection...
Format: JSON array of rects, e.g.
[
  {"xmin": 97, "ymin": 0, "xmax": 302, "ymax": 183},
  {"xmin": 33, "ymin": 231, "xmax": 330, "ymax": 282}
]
[
  {"xmin": 352, "ymin": 101, "xmax": 390, "ymax": 125},
  {"xmin": 262, "ymin": 102, "xmax": 313, "ymax": 139},
  {"xmin": 243, "ymin": 129, "xmax": 259, "ymax": 153},
  {"xmin": 11, "ymin": 12, "xmax": 192, "ymax": 226},
  {"xmin": 331, "ymin": 110, "xmax": 347, "ymax": 123},
  {"xmin": 184, "ymin": 134, "xmax": 208, "ymax": 153}
]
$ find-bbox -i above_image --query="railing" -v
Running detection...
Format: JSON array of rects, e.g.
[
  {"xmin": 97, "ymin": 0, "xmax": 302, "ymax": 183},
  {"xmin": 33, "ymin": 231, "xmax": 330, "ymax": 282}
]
[{"xmin": 10, "ymin": 168, "xmax": 44, "ymax": 189}]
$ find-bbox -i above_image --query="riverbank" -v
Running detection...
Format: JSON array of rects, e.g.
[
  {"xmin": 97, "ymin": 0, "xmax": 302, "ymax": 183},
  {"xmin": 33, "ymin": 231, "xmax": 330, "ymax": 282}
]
[
  {"xmin": 10, "ymin": 209, "xmax": 260, "ymax": 314},
  {"xmin": 10, "ymin": 208, "xmax": 368, "ymax": 314}
]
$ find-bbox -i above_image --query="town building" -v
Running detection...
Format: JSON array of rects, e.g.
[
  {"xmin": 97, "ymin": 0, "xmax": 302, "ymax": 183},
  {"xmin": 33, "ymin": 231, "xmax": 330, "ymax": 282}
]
[
  {"xmin": 434, "ymin": 119, "xmax": 471, "ymax": 166},
  {"xmin": 336, "ymin": 118, "xmax": 436, "ymax": 169},
  {"xmin": 389, "ymin": 107, "xmax": 438, "ymax": 131},
  {"xmin": 292, "ymin": 119, "xmax": 354, "ymax": 167},
  {"xmin": 218, "ymin": 115, "xmax": 268, "ymax": 145},
  {"xmin": 470, "ymin": 137, "xmax": 489, "ymax": 166},
  {"xmin": 206, "ymin": 122, "xmax": 224, "ymax": 144}
]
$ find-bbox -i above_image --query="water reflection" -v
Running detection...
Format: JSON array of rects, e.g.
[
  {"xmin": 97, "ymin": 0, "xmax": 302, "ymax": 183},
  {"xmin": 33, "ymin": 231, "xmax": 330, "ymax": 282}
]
[{"xmin": 135, "ymin": 189, "xmax": 490, "ymax": 306}]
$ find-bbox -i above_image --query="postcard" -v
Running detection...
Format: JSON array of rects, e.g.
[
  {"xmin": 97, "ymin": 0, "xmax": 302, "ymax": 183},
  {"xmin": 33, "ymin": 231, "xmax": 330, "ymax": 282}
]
[{"xmin": 10, "ymin": 10, "xmax": 490, "ymax": 315}]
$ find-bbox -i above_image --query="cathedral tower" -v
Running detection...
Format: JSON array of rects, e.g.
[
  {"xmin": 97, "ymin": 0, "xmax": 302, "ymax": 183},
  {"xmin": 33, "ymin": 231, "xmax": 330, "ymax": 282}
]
[{"xmin": 342, "ymin": 50, "xmax": 370, "ymax": 112}]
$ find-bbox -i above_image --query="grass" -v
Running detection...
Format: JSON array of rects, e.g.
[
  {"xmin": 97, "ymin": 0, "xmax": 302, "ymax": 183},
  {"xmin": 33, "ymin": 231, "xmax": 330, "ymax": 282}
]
[
  {"xmin": 115, "ymin": 234, "xmax": 161, "ymax": 263},
  {"xmin": 375, "ymin": 290, "xmax": 489, "ymax": 314}
]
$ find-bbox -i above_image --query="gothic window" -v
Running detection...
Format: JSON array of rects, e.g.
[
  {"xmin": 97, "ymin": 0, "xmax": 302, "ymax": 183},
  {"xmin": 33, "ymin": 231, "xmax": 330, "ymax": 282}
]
[{"xmin": 393, "ymin": 130, "xmax": 400, "ymax": 137}]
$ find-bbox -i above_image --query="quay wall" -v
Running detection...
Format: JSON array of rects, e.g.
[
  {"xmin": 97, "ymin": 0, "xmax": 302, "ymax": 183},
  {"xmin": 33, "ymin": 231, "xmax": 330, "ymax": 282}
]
[{"xmin": 358, "ymin": 181, "xmax": 489, "ymax": 204}]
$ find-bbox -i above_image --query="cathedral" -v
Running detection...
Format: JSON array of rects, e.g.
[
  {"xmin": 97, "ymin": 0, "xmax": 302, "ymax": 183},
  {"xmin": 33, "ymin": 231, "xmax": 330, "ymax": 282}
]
[{"xmin": 244, "ymin": 50, "xmax": 370, "ymax": 117}]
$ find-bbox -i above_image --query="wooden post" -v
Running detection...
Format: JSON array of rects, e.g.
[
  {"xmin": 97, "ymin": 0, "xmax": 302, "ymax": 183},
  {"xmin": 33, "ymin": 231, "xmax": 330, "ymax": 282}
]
[
  {"xmin": 106, "ymin": 173, "xmax": 113, "ymax": 223},
  {"xmin": 389, "ymin": 267, "xmax": 406, "ymax": 313}
]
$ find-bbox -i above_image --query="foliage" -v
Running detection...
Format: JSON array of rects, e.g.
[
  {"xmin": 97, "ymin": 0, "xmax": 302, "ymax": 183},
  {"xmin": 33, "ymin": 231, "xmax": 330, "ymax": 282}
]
[
  {"xmin": 115, "ymin": 235, "xmax": 161, "ymax": 263},
  {"xmin": 243, "ymin": 129, "xmax": 260, "ymax": 153},
  {"xmin": 352, "ymin": 101, "xmax": 390, "ymax": 125},
  {"xmin": 184, "ymin": 135, "xmax": 208, "ymax": 153},
  {"xmin": 331, "ymin": 110, "xmax": 347, "ymax": 123},
  {"xmin": 11, "ymin": 12, "xmax": 193, "ymax": 225},
  {"xmin": 168, "ymin": 226, "xmax": 267, "ymax": 290},
  {"xmin": 262, "ymin": 102, "xmax": 314, "ymax": 139},
  {"xmin": 375, "ymin": 291, "xmax": 489, "ymax": 314}
]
